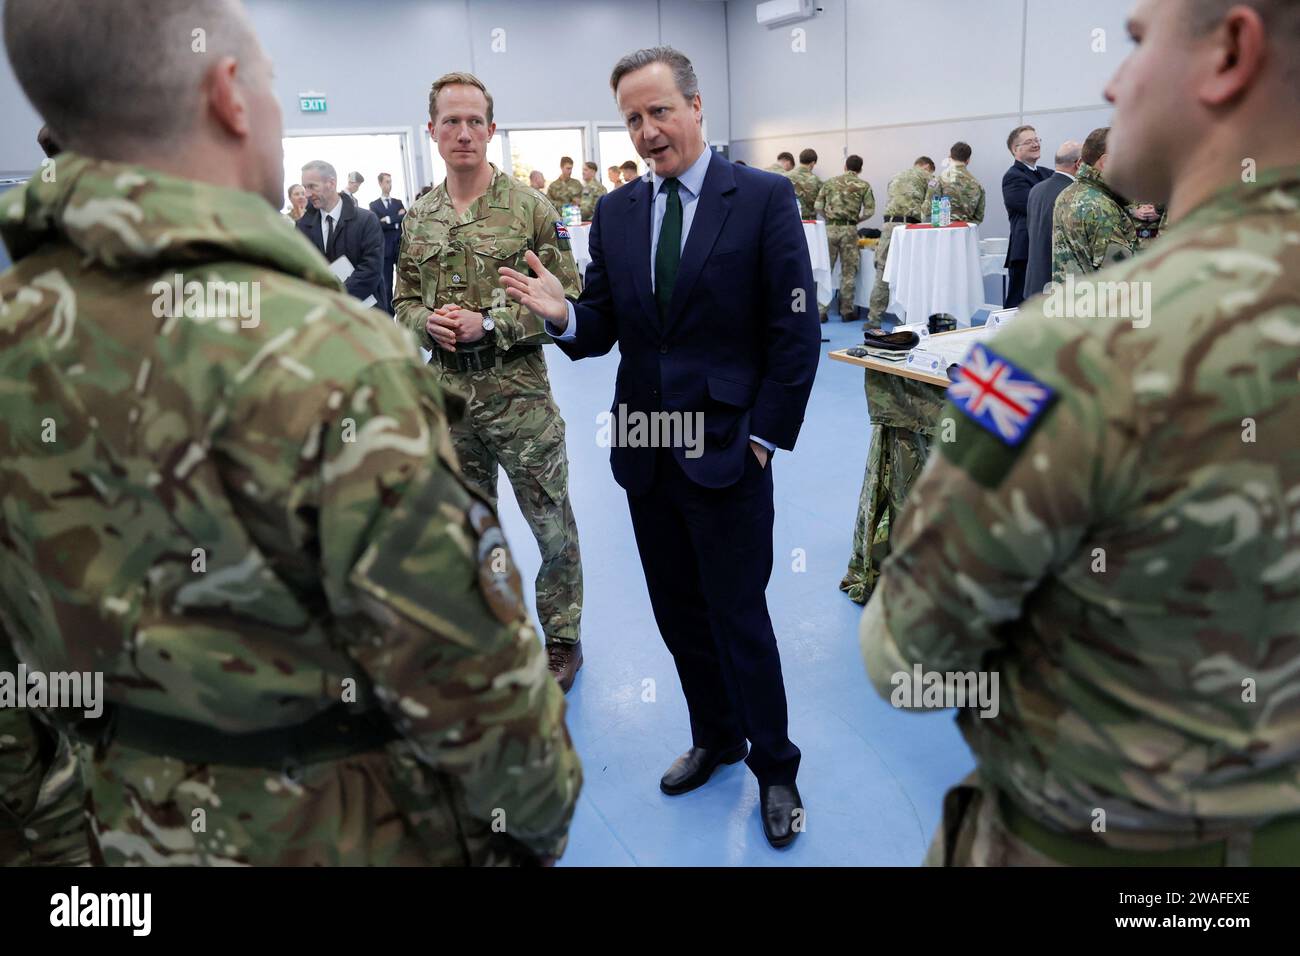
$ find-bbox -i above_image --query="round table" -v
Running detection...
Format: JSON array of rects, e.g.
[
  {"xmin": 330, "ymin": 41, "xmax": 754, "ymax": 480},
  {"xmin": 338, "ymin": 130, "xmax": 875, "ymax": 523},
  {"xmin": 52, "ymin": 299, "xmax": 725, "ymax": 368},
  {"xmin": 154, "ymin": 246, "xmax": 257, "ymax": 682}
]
[{"xmin": 881, "ymin": 223, "xmax": 984, "ymax": 326}]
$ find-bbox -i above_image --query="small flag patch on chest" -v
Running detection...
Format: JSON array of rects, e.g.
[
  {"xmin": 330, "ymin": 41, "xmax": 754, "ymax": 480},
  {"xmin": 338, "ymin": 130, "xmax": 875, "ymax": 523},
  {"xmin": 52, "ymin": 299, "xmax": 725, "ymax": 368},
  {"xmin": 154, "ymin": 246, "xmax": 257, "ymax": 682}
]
[
  {"xmin": 554, "ymin": 222, "xmax": 570, "ymax": 241},
  {"xmin": 948, "ymin": 343, "xmax": 1055, "ymax": 447}
]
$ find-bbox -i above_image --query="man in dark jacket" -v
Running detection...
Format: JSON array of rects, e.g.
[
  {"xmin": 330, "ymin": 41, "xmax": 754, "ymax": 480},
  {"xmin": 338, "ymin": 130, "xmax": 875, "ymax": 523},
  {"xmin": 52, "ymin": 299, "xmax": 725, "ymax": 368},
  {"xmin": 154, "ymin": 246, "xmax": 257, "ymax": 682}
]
[
  {"xmin": 1001, "ymin": 125, "xmax": 1053, "ymax": 307},
  {"xmin": 298, "ymin": 159, "xmax": 385, "ymax": 306},
  {"xmin": 1024, "ymin": 140, "xmax": 1081, "ymax": 299},
  {"xmin": 368, "ymin": 172, "xmax": 406, "ymax": 313}
]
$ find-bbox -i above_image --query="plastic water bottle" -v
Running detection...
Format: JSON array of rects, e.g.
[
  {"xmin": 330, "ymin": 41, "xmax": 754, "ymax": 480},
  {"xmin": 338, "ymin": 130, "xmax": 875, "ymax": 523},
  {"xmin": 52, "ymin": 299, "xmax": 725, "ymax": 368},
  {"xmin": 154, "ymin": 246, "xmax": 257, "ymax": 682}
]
[
  {"xmin": 930, "ymin": 197, "xmax": 941, "ymax": 227},
  {"xmin": 940, "ymin": 196, "xmax": 952, "ymax": 227}
]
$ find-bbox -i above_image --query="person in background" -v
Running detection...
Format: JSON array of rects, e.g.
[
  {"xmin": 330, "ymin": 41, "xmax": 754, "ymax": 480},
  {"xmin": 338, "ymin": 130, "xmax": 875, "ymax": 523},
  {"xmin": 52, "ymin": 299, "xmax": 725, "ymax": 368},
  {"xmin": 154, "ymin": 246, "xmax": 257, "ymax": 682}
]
[
  {"xmin": 547, "ymin": 155, "xmax": 584, "ymax": 212},
  {"xmin": 298, "ymin": 158, "xmax": 386, "ymax": 305},
  {"xmin": 607, "ymin": 164, "xmax": 622, "ymax": 190},
  {"xmin": 620, "ymin": 159, "xmax": 639, "ymax": 184},
  {"xmin": 787, "ymin": 148, "xmax": 822, "ymax": 219},
  {"xmin": 286, "ymin": 182, "xmax": 308, "ymax": 222},
  {"xmin": 1050, "ymin": 126, "xmax": 1139, "ymax": 284},
  {"xmin": 922, "ymin": 141, "xmax": 986, "ymax": 224},
  {"xmin": 815, "ymin": 153, "xmax": 875, "ymax": 323},
  {"xmin": 580, "ymin": 160, "xmax": 606, "ymax": 220},
  {"xmin": 368, "ymin": 171, "xmax": 406, "ymax": 313},
  {"xmin": 766, "ymin": 151, "xmax": 795, "ymax": 174},
  {"xmin": 1023, "ymin": 140, "xmax": 1081, "ymax": 299},
  {"xmin": 346, "ymin": 170, "xmax": 364, "ymax": 197},
  {"xmin": 529, "ymin": 169, "xmax": 547, "ymax": 192},
  {"xmin": 865, "ymin": 155, "xmax": 935, "ymax": 328},
  {"xmin": 1002, "ymin": 125, "xmax": 1054, "ymax": 307}
]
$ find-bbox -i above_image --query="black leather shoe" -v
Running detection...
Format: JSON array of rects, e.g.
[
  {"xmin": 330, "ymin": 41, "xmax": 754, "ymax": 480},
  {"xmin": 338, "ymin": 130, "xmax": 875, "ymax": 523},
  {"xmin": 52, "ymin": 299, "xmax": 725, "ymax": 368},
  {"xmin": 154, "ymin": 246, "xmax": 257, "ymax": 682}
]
[
  {"xmin": 760, "ymin": 783, "xmax": 803, "ymax": 848},
  {"xmin": 659, "ymin": 743, "xmax": 748, "ymax": 796}
]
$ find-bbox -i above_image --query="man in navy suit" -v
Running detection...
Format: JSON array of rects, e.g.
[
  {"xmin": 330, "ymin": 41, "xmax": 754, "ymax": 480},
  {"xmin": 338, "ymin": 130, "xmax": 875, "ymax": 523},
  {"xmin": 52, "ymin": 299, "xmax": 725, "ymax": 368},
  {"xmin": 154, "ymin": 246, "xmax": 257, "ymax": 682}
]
[
  {"xmin": 1001, "ymin": 126, "xmax": 1054, "ymax": 308},
  {"xmin": 369, "ymin": 172, "xmax": 406, "ymax": 313},
  {"xmin": 499, "ymin": 46, "xmax": 819, "ymax": 849},
  {"xmin": 1024, "ymin": 140, "xmax": 1081, "ymax": 300},
  {"xmin": 297, "ymin": 159, "xmax": 385, "ymax": 306}
]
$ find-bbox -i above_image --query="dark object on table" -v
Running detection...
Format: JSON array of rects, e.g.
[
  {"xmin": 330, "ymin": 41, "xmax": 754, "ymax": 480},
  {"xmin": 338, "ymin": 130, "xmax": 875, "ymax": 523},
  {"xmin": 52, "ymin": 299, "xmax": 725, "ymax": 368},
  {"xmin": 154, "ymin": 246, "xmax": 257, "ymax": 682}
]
[
  {"xmin": 845, "ymin": 346, "xmax": 869, "ymax": 357},
  {"xmin": 857, "ymin": 227, "xmax": 882, "ymax": 239},
  {"xmin": 947, "ymin": 363, "xmax": 963, "ymax": 383},
  {"xmin": 863, "ymin": 328, "xmax": 920, "ymax": 351},
  {"xmin": 928, "ymin": 313, "xmax": 957, "ymax": 334}
]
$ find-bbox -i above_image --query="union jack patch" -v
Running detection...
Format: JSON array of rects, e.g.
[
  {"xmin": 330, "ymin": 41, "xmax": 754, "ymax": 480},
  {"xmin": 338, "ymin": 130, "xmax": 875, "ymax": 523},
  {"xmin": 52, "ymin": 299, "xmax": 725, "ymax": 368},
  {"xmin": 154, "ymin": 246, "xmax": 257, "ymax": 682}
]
[
  {"xmin": 949, "ymin": 343, "xmax": 1055, "ymax": 447},
  {"xmin": 554, "ymin": 222, "xmax": 570, "ymax": 241}
]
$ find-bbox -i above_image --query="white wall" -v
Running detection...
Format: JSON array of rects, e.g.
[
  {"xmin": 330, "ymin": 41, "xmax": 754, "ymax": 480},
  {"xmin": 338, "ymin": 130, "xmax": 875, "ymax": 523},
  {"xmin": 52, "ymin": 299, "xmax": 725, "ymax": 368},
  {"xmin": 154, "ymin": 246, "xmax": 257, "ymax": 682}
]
[
  {"xmin": 0, "ymin": 0, "xmax": 730, "ymax": 182},
  {"xmin": 727, "ymin": 0, "xmax": 1135, "ymax": 240}
]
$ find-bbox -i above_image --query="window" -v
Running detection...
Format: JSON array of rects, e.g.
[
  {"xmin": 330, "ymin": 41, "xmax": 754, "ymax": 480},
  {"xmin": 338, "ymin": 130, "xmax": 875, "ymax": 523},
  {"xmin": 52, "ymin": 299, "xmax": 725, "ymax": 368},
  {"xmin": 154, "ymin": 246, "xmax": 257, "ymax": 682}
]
[{"xmin": 282, "ymin": 132, "xmax": 411, "ymax": 214}]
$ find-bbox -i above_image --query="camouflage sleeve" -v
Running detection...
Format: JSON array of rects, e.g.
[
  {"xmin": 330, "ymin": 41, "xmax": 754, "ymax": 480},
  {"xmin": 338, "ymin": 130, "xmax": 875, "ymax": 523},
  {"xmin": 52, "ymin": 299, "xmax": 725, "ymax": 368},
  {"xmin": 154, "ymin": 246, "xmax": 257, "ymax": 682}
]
[
  {"xmin": 392, "ymin": 213, "xmax": 434, "ymax": 352},
  {"xmin": 814, "ymin": 183, "xmax": 827, "ymax": 218},
  {"xmin": 862, "ymin": 182, "xmax": 876, "ymax": 221},
  {"xmin": 973, "ymin": 186, "xmax": 986, "ymax": 225},
  {"xmin": 230, "ymin": 323, "xmax": 581, "ymax": 858},
  {"xmin": 488, "ymin": 198, "xmax": 581, "ymax": 352},
  {"xmin": 859, "ymin": 319, "xmax": 1141, "ymax": 707},
  {"xmin": 921, "ymin": 181, "xmax": 936, "ymax": 216}
]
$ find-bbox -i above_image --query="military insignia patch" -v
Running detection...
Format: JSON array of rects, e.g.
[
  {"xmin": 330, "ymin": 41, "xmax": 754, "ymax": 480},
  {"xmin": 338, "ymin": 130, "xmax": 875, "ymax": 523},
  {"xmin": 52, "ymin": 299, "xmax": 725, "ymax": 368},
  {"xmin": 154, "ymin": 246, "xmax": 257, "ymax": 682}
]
[
  {"xmin": 553, "ymin": 221, "xmax": 571, "ymax": 252},
  {"xmin": 948, "ymin": 343, "xmax": 1055, "ymax": 447}
]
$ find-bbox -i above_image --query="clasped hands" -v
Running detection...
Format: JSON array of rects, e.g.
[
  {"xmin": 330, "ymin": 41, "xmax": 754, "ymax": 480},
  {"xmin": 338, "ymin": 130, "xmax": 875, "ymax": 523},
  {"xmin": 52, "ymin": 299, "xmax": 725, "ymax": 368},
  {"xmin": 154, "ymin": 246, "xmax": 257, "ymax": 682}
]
[{"xmin": 425, "ymin": 305, "xmax": 486, "ymax": 352}]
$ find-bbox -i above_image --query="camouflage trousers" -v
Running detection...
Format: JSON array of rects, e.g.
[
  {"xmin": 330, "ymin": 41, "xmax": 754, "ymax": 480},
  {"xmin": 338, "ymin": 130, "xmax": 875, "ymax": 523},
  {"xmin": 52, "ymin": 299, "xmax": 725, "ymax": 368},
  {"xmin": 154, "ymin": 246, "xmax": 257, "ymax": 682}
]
[
  {"xmin": 923, "ymin": 771, "xmax": 1064, "ymax": 866},
  {"xmin": 84, "ymin": 741, "xmax": 537, "ymax": 866},
  {"xmin": 437, "ymin": 348, "xmax": 582, "ymax": 644},
  {"xmin": 821, "ymin": 225, "xmax": 861, "ymax": 319},
  {"xmin": 866, "ymin": 221, "xmax": 903, "ymax": 325},
  {"xmin": 0, "ymin": 710, "xmax": 90, "ymax": 866}
]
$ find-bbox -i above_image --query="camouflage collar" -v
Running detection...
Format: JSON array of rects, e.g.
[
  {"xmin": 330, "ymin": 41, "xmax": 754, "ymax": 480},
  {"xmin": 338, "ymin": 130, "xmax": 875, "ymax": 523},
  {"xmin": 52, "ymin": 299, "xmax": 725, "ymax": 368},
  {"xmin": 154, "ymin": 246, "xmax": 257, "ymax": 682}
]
[
  {"xmin": 1179, "ymin": 163, "xmax": 1300, "ymax": 230},
  {"xmin": 0, "ymin": 153, "xmax": 339, "ymax": 289},
  {"xmin": 1075, "ymin": 162, "xmax": 1129, "ymax": 206},
  {"xmin": 429, "ymin": 163, "xmax": 513, "ymax": 227}
]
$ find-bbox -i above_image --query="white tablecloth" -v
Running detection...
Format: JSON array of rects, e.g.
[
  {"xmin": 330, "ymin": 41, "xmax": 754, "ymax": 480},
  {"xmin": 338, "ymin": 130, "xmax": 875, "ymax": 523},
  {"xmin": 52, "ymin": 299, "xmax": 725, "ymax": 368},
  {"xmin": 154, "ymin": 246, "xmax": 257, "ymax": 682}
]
[
  {"xmin": 882, "ymin": 223, "xmax": 984, "ymax": 326},
  {"xmin": 828, "ymin": 246, "xmax": 877, "ymax": 310},
  {"xmin": 568, "ymin": 222, "xmax": 592, "ymax": 276},
  {"xmin": 802, "ymin": 221, "xmax": 833, "ymax": 308}
]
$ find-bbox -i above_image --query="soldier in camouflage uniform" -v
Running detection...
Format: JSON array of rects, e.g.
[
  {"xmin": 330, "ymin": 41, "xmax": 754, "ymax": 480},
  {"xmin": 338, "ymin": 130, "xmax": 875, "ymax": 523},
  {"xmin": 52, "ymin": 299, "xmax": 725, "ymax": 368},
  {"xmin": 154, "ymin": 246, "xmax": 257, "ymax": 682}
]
[
  {"xmin": 0, "ymin": 0, "xmax": 581, "ymax": 866},
  {"xmin": 867, "ymin": 156, "xmax": 934, "ymax": 327},
  {"xmin": 1051, "ymin": 127, "xmax": 1138, "ymax": 284},
  {"xmin": 787, "ymin": 148, "xmax": 823, "ymax": 220},
  {"xmin": 395, "ymin": 72, "xmax": 586, "ymax": 692},
  {"xmin": 814, "ymin": 154, "xmax": 875, "ymax": 323},
  {"xmin": 861, "ymin": 0, "xmax": 1300, "ymax": 866},
  {"xmin": 765, "ymin": 151, "xmax": 795, "ymax": 175},
  {"xmin": 1126, "ymin": 200, "xmax": 1167, "ymax": 251},
  {"xmin": 546, "ymin": 156, "xmax": 584, "ymax": 214},
  {"xmin": 579, "ymin": 161, "xmax": 606, "ymax": 221},
  {"xmin": 921, "ymin": 143, "xmax": 986, "ymax": 225}
]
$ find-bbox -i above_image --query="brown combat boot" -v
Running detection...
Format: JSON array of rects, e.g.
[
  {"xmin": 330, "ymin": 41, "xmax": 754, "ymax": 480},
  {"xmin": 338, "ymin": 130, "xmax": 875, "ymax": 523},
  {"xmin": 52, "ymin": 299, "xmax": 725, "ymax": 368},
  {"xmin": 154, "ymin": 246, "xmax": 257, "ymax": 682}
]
[{"xmin": 546, "ymin": 640, "xmax": 583, "ymax": 694}]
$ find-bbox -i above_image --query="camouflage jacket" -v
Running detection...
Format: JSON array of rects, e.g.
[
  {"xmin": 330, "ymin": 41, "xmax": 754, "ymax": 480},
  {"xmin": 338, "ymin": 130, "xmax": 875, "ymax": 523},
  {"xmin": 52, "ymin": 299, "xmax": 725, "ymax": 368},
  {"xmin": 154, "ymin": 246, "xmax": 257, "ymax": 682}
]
[
  {"xmin": 815, "ymin": 172, "xmax": 876, "ymax": 224},
  {"xmin": 787, "ymin": 165, "xmax": 824, "ymax": 220},
  {"xmin": 394, "ymin": 164, "xmax": 581, "ymax": 353},
  {"xmin": 862, "ymin": 165, "xmax": 1300, "ymax": 847},
  {"xmin": 0, "ymin": 154, "xmax": 581, "ymax": 863},
  {"xmin": 884, "ymin": 165, "xmax": 933, "ymax": 221},
  {"xmin": 1051, "ymin": 162, "xmax": 1139, "ymax": 283},
  {"xmin": 580, "ymin": 178, "xmax": 607, "ymax": 221},
  {"xmin": 546, "ymin": 176, "xmax": 584, "ymax": 212},
  {"xmin": 922, "ymin": 162, "xmax": 986, "ymax": 224}
]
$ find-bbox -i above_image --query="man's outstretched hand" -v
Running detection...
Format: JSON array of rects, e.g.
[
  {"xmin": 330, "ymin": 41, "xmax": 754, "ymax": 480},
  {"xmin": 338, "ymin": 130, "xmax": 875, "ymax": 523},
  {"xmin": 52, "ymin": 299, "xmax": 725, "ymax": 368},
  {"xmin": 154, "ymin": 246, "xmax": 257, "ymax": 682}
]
[{"xmin": 499, "ymin": 250, "xmax": 569, "ymax": 329}]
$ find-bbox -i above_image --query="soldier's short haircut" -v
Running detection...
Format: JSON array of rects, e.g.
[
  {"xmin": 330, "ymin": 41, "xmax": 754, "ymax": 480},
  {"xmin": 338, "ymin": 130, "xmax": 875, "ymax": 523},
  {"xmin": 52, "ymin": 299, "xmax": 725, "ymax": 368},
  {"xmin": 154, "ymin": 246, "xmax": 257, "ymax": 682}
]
[
  {"xmin": 1054, "ymin": 142, "xmax": 1082, "ymax": 167},
  {"xmin": 610, "ymin": 46, "xmax": 699, "ymax": 101},
  {"xmin": 620, "ymin": 160, "xmax": 639, "ymax": 172},
  {"xmin": 429, "ymin": 71, "xmax": 494, "ymax": 125},
  {"xmin": 950, "ymin": 142, "xmax": 972, "ymax": 163},
  {"xmin": 799, "ymin": 148, "xmax": 818, "ymax": 165},
  {"xmin": 4, "ymin": 0, "xmax": 259, "ymax": 159},
  {"xmin": 1006, "ymin": 125, "xmax": 1037, "ymax": 152},
  {"xmin": 1186, "ymin": 0, "xmax": 1300, "ymax": 86},
  {"xmin": 845, "ymin": 155, "xmax": 863, "ymax": 173},
  {"xmin": 584, "ymin": 161, "xmax": 599, "ymax": 171},
  {"xmin": 560, "ymin": 156, "xmax": 574, "ymax": 167},
  {"xmin": 915, "ymin": 156, "xmax": 936, "ymax": 170},
  {"xmin": 302, "ymin": 160, "xmax": 338, "ymax": 183},
  {"xmin": 1081, "ymin": 128, "xmax": 1110, "ymax": 167},
  {"xmin": 777, "ymin": 151, "xmax": 795, "ymax": 164}
]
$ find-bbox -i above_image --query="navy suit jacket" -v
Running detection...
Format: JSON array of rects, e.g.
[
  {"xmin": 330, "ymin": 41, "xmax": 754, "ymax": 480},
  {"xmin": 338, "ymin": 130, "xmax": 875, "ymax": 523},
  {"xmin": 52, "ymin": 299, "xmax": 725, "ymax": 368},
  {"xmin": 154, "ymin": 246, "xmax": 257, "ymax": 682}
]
[
  {"xmin": 1024, "ymin": 170, "xmax": 1075, "ymax": 298},
  {"xmin": 369, "ymin": 196, "xmax": 406, "ymax": 260},
  {"xmin": 297, "ymin": 192, "xmax": 386, "ymax": 303},
  {"xmin": 556, "ymin": 151, "xmax": 820, "ymax": 496},
  {"xmin": 1002, "ymin": 161, "xmax": 1054, "ymax": 265}
]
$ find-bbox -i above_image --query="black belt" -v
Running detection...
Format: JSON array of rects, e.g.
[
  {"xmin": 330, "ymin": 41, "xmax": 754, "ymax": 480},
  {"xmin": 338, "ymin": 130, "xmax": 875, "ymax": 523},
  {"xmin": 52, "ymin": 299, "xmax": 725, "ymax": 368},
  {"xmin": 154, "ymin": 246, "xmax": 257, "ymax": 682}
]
[
  {"xmin": 67, "ymin": 702, "xmax": 399, "ymax": 771},
  {"xmin": 825, "ymin": 219, "xmax": 857, "ymax": 226},
  {"xmin": 435, "ymin": 341, "xmax": 540, "ymax": 373},
  {"xmin": 884, "ymin": 215, "xmax": 920, "ymax": 224}
]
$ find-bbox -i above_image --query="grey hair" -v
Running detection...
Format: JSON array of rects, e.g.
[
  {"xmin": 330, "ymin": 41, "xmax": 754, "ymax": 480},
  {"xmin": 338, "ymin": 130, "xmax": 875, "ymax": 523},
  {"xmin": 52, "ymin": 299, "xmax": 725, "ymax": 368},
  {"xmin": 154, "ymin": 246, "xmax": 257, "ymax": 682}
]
[
  {"xmin": 609, "ymin": 46, "xmax": 699, "ymax": 101},
  {"xmin": 1054, "ymin": 142, "xmax": 1082, "ymax": 167},
  {"xmin": 302, "ymin": 160, "xmax": 338, "ymax": 182},
  {"xmin": 3, "ymin": 0, "xmax": 259, "ymax": 159}
]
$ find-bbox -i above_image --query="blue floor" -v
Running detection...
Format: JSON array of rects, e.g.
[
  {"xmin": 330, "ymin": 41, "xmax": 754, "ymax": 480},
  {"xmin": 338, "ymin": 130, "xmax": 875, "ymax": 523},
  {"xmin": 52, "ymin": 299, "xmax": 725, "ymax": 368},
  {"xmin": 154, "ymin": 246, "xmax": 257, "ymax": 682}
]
[{"xmin": 494, "ymin": 308, "xmax": 976, "ymax": 866}]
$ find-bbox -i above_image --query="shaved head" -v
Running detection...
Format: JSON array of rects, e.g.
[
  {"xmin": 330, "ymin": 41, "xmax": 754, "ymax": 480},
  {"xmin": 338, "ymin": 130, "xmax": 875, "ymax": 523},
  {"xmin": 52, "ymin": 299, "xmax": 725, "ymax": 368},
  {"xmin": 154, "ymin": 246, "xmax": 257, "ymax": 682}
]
[{"xmin": 4, "ymin": 0, "xmax": 261, "ymax": 157}]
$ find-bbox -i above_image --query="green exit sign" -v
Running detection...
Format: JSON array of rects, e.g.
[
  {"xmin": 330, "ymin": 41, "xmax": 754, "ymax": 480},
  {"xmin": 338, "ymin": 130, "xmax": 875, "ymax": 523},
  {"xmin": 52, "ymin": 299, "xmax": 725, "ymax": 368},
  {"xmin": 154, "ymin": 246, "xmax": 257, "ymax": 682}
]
[{"xmin": 299, "ymin": 93, "xmax": 327, "ymax": 113}]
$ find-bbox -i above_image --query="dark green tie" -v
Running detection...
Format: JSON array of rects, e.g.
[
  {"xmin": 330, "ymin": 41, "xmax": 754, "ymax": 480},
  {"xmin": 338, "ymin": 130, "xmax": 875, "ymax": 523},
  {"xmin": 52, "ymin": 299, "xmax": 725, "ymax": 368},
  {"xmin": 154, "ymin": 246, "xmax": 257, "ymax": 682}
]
[{"xmin": 655, "ymin": 178, "xmax": 682, "ymax": 321}]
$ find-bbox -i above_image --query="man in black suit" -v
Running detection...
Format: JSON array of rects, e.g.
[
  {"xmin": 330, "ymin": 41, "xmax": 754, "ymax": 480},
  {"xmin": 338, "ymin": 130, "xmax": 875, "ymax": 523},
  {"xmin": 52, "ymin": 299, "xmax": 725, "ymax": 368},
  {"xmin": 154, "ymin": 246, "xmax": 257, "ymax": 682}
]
[
  {"xmin": 499, "ymin": 46, "xmax": 820, "ymax": 849},
  {"xmin": 298, "ymin": 159, "xmax": 385, "ymax": 306},
  {"xmin": 1024, "ymin": 139, "xmax": 1081, "ymax": 300},
  {"xmin": 368, "ymin": 171, "xmax": 406, "ymax": 313},
  {"xmin": 1001, "ymin": 125, "xmax": 1054, "ymax": 308}
]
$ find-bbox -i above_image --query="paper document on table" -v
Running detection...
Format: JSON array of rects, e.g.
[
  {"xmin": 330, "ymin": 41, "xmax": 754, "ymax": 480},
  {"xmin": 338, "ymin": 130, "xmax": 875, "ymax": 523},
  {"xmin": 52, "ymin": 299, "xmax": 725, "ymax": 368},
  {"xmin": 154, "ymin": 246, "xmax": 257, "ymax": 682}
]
[
  {"xmin": 924, "ymin": 327, "xmax": 992, "ymax": 367},
  {"xmin": 329, "ymin": 255, "xmax": 355, "ymax": 283}
]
